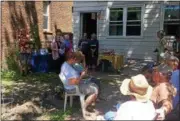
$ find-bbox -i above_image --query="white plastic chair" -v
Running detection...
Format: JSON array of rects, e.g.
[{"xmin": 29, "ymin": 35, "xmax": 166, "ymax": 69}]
[{"xmin": 59, "ymin": 74, "xmax": 86, "ymax": 116}]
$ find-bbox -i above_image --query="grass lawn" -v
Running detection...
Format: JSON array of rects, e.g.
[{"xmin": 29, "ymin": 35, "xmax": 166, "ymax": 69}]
[{"xmin": 1, "ymin": 72, "xmax": 75, "ymax": 120}]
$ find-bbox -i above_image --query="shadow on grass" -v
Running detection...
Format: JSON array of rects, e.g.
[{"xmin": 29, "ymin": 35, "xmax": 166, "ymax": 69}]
[
  {"xmin": 2, "ymin": 71, "xmax": 130, "ymax": 119},
  {"xmin": 46, "ymin": 107, "xmax": 80, "ymax": 120},
  {"xmin": 2, "ymin": 72, "xmax": 63, "ymax": 106}
]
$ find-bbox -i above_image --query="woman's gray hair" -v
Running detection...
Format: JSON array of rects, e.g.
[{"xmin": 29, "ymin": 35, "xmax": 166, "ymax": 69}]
[
  {"xmin": 64, "ymin": 34, "xmax": 69, "ymax": 39},
  {"xmin": 169, "ymin": 56, "xmax": 179, "ymax": 66},
  {"xmin": 82, "ymin": 33, "xmax": 87, "ymax": 39},
  {"xmin": 91, "ymin": 33, "xmax": 96, "ymax": 40}
]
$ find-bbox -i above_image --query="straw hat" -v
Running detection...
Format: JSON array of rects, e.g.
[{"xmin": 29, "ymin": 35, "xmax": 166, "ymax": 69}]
[
  {"xmin": 169, "ymin": 56, "xmax": 179, "ymax": 62},
  {"xmin": 120, "ymin": 74, "xmax": 153, "ymax": 102}
]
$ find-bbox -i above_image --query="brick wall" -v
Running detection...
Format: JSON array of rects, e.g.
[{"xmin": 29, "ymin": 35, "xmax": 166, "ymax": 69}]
[{"xmin": 1, "ymin": 1, "xmax": 73, "ymax": 68}]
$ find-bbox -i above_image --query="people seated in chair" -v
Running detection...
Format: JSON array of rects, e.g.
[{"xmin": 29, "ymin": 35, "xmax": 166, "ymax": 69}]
[
  {"xmin": 59, "ymin": 52, "xmax": 99, "ymax": 117},
  {"xmin": 73, "ymin": 51, "xmax": 103, "ymax": 102},
  {"xmin": 142, "ymin": 62, "xmax": 177, "ymax": 120},
  {"xmin": 167, "ymin": 56, "xmax": 179, "ymax": 109},
  {"xmin": 114, "ymin": 74, "xmax": 156, "ymax": 120},
  {"xmin": 72, "ymin": 51, "xmax": 86, "ymax": 74},
  {"xmin": 98, "ymin": 73, "xmax": 176, "ymax": 120}
]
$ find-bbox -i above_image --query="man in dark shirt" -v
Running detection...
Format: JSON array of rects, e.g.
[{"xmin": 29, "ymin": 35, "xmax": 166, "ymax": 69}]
[
  {"xmin": 78, "ymin": 33, "xmax": 89, "ymax": 67},
  {"xmin": 173, "ymin": 34, "xmax": 180, "ymax": 69},
  {"xmin": 88, "ymin": 33, "xmax": 99, "ymax": 71}
]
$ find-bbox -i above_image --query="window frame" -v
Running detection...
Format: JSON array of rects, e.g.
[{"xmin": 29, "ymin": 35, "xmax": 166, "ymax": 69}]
[
  {"xmin": 107, "ymin": 5, "xmax": 144, "ymax": 38},
  {"xmin": 163, "ymin": 4, "xmax": 180, "ymax": 36},
  {"xmin": 109, "ymin": 8, "xmax": 124, "ymax": 36},
  {"xmin": 43, "ymin": 1, "xmax": 50, "ymax": 31}
]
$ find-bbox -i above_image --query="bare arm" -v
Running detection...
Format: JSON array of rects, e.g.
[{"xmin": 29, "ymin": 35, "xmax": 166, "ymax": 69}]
[
  {"xmin": 161, "ymin": 100, "xmax": 173, "ymax": 115},
  {"xmin": 68, "ymin": 71, "xmax": 86, "ymax": 85},
  {"xmin": 158, "ymin": 83, "xmax": 173, "ymax": 114},
  {"xmin": 51, "ymin": 37, "xmax": 59, "ymax": 51}
]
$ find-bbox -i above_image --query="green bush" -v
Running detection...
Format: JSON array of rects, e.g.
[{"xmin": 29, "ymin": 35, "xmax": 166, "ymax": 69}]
[
  {"xmin": 0, "ymin": 70, "xmax": 20, "ymax": 80},
  {"xmin": 5, "ymin": 45, "xmax": 21, "ymax": 77}
]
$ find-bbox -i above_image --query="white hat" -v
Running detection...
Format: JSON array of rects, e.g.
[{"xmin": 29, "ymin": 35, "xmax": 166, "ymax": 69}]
[
  {"xmin": 120, "ymin": 74, "xmax": 153, "ymax": 102},
  {"xmin": 169, "ymin": 56, "xmax": 179, "ymax": 62}
]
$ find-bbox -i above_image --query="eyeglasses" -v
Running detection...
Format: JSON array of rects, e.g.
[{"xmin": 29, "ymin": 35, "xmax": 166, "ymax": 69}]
[{"xmin": 160, "ymin": 71, "xmax": 172, "ymax": 77}]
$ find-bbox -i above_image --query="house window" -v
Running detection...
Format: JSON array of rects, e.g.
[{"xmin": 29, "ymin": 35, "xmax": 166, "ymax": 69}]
[
  {"xmin": 109, "ymin": 6, "xmax": 142, "ymax": 36},
  {"xmin": 109, "ymin": 8, "xmax": 123, "ymax": 36},
  {"xmin": 126, "ymin": 7, "xmax": 141, "ymax": 36},
  {"xmin": 164, "ymin": 5, "xmax": 180, "ymax": 36},
  {"xmin": 43, "ymin": 1, "xmax": 50, "ymax": 30}
]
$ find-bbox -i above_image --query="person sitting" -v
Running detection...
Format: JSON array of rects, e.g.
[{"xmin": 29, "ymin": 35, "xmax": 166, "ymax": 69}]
[
  {"xmin": 73, "ymin": 51, "xmax": 103, "ymax": 102},
  {"xmin": 151, "ymin": 62, "xmax": 172, "ymax": 85},
  {"xmin": 73, "ymin": 51, "xmax": 86, "ymax": 73},
  {"xmin": 99, "ymin": 73, "xmax": 176, "ymax": 121},
  {"xmin": 167, "ymin": 56, "xmax": 179, "ymax": 109},
  {"xmin": 59, "ymin": 52, "xmax": 99, "ymax": 117},
  {"xmin": 151, "ymin": 81, "xmax": 176, "ymax": 120},
  {"xmin": 114, "ymin": 74, "xmax": 156, "ymax": 120},
  {"xmin": 163, "ymin": 56, "xmax": 180, "ymax": 120}
]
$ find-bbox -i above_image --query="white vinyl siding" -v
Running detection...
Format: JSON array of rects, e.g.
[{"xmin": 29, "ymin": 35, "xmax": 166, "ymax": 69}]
[{"xmin": 73, "ymin": 1, "xmax": 163, "ymax": 60}]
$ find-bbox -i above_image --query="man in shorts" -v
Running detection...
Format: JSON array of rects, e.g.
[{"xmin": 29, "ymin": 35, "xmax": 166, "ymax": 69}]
[{"xmin": 59, "ymin": 52, "xmax": 99, "ymax": 117}]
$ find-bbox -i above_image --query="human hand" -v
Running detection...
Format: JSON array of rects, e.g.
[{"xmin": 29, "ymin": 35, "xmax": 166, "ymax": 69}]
[
  {"xmin": 84, "ymin": 67, "xmax": 88, "ymax": 73},
  {"xmin": 81, "ymin": 71, "xmax": 86, "ymax": 77},
  {"xmin": 155, "ymin": 108, "xmax": 166, "ymax": 120}
]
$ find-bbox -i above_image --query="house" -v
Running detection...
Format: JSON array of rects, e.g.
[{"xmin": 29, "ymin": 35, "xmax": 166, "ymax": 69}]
[
  {"xmin": 72, "ymin": 1, "xmax": 180, "ymax": 61},
  {"xmin": 1, "ymin": 1, "xmax": 73, "ymax": 68}
]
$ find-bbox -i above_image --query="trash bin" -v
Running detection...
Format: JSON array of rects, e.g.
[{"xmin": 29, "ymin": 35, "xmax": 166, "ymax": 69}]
[{"xmin": 30, "ymin": 49, "xmax": 49, "ymax": 73}]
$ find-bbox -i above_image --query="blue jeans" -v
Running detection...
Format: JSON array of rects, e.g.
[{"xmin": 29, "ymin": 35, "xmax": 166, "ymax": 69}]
[{"xmin": 104, "ymin": 103, "xmax": 121, "ymax": 120}]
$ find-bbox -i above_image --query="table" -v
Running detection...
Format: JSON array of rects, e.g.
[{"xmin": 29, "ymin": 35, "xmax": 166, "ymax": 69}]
[{"xmin": 98, "ymin": 54, "xmax": 124, "ymax": 71}]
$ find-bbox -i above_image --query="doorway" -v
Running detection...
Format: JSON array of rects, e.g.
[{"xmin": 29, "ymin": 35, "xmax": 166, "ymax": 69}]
[{"xmin": 81, "ymin": 12, "xmax": 97, "ymax": 39}]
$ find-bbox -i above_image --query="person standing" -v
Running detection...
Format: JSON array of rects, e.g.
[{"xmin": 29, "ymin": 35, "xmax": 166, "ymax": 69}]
[
  {"xmin": 173, "ymin": 34, "xmax": 180, "ymax": 69},
  {"xmin": 59, "ymin": 36, "xmax": 66, "ymax": 70},
  {"xmin": 78, "ymin": 33, "xmax": 89, "ymax": 68},
  {"xmin": 51, "ymin": 30, "xmax": 62, "ymax": 73},
  {"xmin": 88, "ymin": 33, "xmax": 99, "ymax": 72},
  {"xmin": 155, "ymin": 30, "xmax": 166, "ymax": 64},
  {"xmin": 64, "ymin": 34, "xmax": 73, "ymax": 54}
]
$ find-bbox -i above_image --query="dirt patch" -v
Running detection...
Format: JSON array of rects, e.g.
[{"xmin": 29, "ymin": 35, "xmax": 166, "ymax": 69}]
[{"xmin": 1, "ymin": 101, "xmax": 42, "ymax": 120}]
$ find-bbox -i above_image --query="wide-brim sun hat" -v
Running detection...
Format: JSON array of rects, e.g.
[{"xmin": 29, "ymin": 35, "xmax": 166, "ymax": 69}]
[
  {"xmin": 120, "ymin": 74, "xmax": 153, "ymax": 102},
  {"xmin": 169, "ymin": 56, "xmax": 179, "ymax": 62}
]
